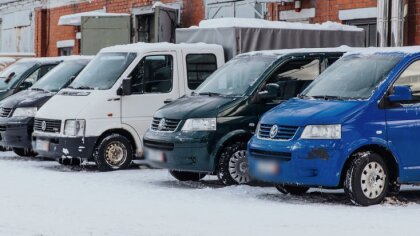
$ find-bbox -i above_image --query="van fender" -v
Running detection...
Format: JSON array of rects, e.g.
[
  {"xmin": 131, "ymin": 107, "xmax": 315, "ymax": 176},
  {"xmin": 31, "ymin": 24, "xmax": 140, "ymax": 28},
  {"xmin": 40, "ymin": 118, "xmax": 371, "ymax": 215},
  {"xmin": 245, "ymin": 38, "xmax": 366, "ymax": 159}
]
[
  {"xmin": 339, "ymin": 137, "xmax": 400, "ymax": 180},
  {"xmin": 209, "ymin": 129, "xmax": 252, "ymax": 171},
  {"xmin": 120, "ymin": 123, "xmax": 143, "ymax": 154}
]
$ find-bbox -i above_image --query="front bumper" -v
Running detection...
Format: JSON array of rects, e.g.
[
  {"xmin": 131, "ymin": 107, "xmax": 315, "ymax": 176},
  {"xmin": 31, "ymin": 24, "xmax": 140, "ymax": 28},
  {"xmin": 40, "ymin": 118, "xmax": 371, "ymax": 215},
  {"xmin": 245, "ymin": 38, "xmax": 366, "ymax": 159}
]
[
  {"xmin": 0, "ymin": 117, "xmax": 34, "ymax": 149},
  {"xmin": 143, "ymin": 130, "xmax": 215, "ymax": 173},
  {"xmin": 32, "ymin": 132, "xmax": 98, "ymax": 161},
  {"xmin": 247, "ymin": 136, "xmax": 344, "ymax": 187}
]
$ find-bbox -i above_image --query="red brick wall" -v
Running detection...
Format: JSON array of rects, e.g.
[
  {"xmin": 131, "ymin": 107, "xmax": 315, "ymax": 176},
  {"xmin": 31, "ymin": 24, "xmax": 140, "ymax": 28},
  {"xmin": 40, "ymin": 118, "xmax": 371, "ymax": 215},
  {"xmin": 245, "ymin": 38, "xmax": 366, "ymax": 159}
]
[
  {"xmin": 35, "ymin": 0, "xmax": 204, "ymax": 57},
  {"xmin": 270, "ymin": 0, "xmax": 420, "ymax": 46}
]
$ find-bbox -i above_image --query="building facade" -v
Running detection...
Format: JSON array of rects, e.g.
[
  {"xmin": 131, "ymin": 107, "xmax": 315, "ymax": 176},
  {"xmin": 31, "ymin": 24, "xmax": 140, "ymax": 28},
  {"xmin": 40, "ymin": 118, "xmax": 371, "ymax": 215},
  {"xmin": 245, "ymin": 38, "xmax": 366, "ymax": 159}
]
[{"xmin": 0, "ymin": 0, "xmax": 419, "ymax": 56}]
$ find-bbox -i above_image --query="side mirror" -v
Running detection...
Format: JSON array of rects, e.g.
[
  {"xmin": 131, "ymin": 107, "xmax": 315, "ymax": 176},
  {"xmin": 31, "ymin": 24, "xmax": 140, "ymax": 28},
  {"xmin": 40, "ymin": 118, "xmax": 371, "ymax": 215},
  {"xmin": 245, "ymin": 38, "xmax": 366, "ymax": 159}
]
[
  {"xmin": 389, "ymin": 85, "xmax": 413, "ymax": 102},
  {"xmin": 69, "ymin": 76, "xmax": 76, "ymax": 83},
  {"xmin": 259, "ymin": 83, "xmax": 279, "ymax": 101},
  {"xmin": 117, "ymin": 78, "xmax": 132, "ymax": 96},
  {"xmin": 19, "ymin": 81, "xmax": 32, "ymax": 90}
]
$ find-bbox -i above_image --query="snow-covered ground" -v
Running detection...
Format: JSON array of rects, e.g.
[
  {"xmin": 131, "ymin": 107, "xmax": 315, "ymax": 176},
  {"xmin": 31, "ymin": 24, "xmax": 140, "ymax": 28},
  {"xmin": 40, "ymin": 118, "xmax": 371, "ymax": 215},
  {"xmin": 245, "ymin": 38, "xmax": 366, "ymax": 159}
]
[{"xmin": 1, "ymin": 152, "xmax": 420, "ymax": 236}]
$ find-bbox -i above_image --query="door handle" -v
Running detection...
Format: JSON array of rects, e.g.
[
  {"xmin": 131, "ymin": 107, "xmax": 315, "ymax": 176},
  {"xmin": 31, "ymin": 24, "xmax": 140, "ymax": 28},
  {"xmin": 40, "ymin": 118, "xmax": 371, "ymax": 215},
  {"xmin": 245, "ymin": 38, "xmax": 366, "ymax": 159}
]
[{"xmin": 164, "ymin": 99, "xmax": 173, "ymax": 104}]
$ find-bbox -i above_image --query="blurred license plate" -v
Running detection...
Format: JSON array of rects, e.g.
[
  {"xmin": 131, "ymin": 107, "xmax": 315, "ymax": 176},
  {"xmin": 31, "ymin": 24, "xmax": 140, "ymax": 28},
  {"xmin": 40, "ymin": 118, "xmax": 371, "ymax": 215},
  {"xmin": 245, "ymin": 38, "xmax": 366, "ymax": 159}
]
[
  {"xmin": 256, "ymin": 161, "xmax": 279, "ymax": 174},
  {"xmin": 36, "ymin": 139, "xmax": 50, "ymax": 152},
  {"xmin": 147, "ymin": 149, "xmax": 164, "ymax": 162}
]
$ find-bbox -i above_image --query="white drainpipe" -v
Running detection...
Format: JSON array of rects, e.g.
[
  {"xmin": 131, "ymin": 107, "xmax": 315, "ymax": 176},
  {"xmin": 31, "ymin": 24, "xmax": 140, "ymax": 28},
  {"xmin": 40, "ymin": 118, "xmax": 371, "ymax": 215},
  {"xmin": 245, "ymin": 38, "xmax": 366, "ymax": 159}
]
[
  {"xmin": 377, "ymin": 0, "xmax": 390, "ymax": 47},
  {"xmin": 390, "ymin": 0, "xmax": 408, "ymax": 47}
]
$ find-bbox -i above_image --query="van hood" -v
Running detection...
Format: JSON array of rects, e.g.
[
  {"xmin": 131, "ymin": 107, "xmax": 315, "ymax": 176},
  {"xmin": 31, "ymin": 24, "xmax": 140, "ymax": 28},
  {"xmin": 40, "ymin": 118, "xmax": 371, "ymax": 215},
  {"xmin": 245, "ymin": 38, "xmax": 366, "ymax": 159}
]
[
  {"xmin": 0, "ymin": 90, "xmax": 54, "ymax": 109},
  {"xmin": 261, "ymin": 98, "xmax": 366, "ymax": 126},
  {"xmin": 154, "ymin": 95, "xmax": 238, "ymax": 120},
  {"xmin": 36, "ymin": 90, "xmax": 94, "ymax": 120}
]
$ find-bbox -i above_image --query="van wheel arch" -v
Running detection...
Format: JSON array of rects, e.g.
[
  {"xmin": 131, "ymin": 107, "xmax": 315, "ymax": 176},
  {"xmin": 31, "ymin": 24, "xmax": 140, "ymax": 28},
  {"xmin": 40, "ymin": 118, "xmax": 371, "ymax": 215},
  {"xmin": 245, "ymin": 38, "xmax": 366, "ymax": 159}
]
[
  {"xmin": 340, "ymin": 145, "xmax": 399, "ymax": 188},
  {"xmin": 95, "ymin": 129, "xmax": 137, "ymax": 154}
]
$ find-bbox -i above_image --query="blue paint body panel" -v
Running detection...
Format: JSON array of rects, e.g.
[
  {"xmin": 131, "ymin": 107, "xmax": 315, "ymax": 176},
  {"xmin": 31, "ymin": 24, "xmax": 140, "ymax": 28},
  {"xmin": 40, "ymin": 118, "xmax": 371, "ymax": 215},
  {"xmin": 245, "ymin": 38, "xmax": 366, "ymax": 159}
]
[{"xmin": 248, "ymin": 52, "xmax": 420, "ymax": 187}]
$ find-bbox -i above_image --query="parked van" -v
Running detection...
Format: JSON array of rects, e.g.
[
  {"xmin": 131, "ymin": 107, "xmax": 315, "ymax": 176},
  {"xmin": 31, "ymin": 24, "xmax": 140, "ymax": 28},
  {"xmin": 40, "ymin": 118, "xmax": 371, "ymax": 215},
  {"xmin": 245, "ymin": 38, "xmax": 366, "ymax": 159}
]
[
  {"xmin": 0, "ymin": 57, "xmax": 63, "ymax": 101},
  {"xmin": 143, "ymin": 48, "xmax": 350, "ymax": 185},
  {"xmin": 0, "ymin": 56, "xmax": 93, "ymax": 157},
  {"xmin": 32, "ymin": 43, "xmax": 224, "ymax": 171},
  {"xmin": 247, "ymin": 47, "xmax": 420, "ymax": 206}
]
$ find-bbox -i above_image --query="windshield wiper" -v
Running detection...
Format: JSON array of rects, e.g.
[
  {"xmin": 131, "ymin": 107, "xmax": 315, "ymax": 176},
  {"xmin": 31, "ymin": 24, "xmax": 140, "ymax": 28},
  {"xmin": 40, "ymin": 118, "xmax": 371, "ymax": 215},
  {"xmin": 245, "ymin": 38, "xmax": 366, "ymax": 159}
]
[
  {"xmin": 298, "ymin": 94, "xmax": 313, "ymax": 99},
  {"xmin": 312, "ymin": 95, "xmax": 345, "ymax": 101},
  {"xmin": 198, "ymin": 92, "xmax": 222, "ymax": 97},
  {"xmin": 30, "ymin": 88, "xmax": 45, "ymax": 92},
  {"xmin": 73, "ymin": 86, "xmax": 95, "ymax": 90}
]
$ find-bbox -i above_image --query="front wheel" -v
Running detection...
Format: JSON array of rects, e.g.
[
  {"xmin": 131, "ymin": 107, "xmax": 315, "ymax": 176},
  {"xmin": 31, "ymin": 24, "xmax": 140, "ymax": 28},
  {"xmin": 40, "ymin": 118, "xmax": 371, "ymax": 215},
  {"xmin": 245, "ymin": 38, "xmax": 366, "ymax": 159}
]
[
  {"xmin": 169, "ymin": 170, "xmax": 206, "ymax": 181},
  {"xmin": 344, "ymin": 152, "xmax": 389, "ymax": 206},
  {"xmin": 217, "ymin": 141, "xmax": 251, "ymax": 185},
  {"xmin": 93, "ymin": 134, "xmax": 133, "ymax": 171},
  {"xmin": 13, "ymin": 148, "xmax": 37, "ymax": 157},
  {"xmin": 275, "ymin": 185, "xmax": 309, "ymax": 195}
]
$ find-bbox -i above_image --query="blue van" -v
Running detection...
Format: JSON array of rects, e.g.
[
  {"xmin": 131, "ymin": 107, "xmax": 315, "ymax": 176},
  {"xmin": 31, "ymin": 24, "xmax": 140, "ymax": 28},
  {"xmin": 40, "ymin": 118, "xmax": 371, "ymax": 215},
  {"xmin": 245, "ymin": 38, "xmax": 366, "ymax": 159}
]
[{"xmin": 247, "ymin": 48, "xmax": 420, "ymax": 206}]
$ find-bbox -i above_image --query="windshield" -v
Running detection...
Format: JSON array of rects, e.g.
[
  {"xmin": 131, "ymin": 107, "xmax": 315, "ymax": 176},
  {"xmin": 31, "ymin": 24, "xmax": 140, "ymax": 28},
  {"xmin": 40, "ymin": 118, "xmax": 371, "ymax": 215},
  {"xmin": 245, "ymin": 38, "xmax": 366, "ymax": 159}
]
[
  {"xmin": 301, "ymin": 54, "xmax": 403, "ymax": 100},
  {"xmin": 31, "ymin": 61, "xmax": 88, "ymax": 92},
  {"xmin": 195, "ymin": 55, "xmax": 278, "ymax": 96},
  {"xmin": 69, "ymin": 52, "xmax": 136, "ymax": 90},
  {"xmin": 0, "ymin": 62, "xmax": 35, "ymax": 90}
]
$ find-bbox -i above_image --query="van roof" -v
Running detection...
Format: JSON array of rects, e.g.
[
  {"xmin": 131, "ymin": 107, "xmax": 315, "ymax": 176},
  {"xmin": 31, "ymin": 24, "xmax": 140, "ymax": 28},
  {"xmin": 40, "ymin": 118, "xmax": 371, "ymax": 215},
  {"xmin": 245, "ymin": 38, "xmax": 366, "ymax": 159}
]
[
  {"xmin": 239, "ymin": 46, "xmax": 357, "ymax": 57},
  {"xmin": 345, "ymin": 46, "xmax": 420, "ymax": 56},
  {"xmin": 100, "ymin": 42, "xmax": 223, "ymax": 53},
  {"xmin": 17, "ymin": 55, "xmax": 94, "ymax": 64}
]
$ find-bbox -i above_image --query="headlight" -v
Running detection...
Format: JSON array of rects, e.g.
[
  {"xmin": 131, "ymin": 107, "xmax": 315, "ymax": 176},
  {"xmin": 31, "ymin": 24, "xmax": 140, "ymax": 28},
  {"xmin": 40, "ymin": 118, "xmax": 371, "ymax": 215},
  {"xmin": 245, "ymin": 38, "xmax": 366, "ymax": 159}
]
[
  {"xmin": 181, "ymin": 118, "xmax": 216, "ymax": 131},
  {"xmin": 301, "ymin": 125, "xmax": 341, "ymax": 139},
  {"xmin": 12, "ymin": 107, "xmax": 37, "ymax": 117},
  {"xmin": 64, "ymin": 119, "xmax": 86, "ymax": 136}
]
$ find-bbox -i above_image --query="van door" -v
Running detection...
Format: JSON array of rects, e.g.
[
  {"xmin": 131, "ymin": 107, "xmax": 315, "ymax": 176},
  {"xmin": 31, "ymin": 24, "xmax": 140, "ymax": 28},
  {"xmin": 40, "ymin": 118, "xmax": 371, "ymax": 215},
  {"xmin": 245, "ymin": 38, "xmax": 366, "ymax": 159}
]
[
  {"xmin": 385, "ymin": 59, "xmax": 420, "ymax": 181},
  {"xmin": 121, "ymin": 51, "xmax": 180, "ymax": 145},
  {"xmin": 257, "ymin": 56, "xmax": 322, "ymax": 115}
]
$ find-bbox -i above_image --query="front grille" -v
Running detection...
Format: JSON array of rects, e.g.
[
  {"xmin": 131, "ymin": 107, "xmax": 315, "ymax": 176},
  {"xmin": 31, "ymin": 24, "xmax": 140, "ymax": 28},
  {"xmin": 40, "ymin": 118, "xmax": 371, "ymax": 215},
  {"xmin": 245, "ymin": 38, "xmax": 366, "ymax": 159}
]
[
  {"xmin": 144, "ymin": 140, "xmax": 174, "ymax": 151},
  {"xmin": 0, "ymin": 107, "xmax": 13, "ymax": 118},
  {"xmin": 150, "ymin": 117, "xmax": 181, "ymax": 132},
  {"xmin": 258, "ymin": 124, "xmax": 298, "ymax": 140},
  {"xmin": 34, "ymin": 119, "xmax": 62, "ymax": 133},
  {"xmin": 249, "ymin": 149, "xmax": 292, "ymax": 161}
]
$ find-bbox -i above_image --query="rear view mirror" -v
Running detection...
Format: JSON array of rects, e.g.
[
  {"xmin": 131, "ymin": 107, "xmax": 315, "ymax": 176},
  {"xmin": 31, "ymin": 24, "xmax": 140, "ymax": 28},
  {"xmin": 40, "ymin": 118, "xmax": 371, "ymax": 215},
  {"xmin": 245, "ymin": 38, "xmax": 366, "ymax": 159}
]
[
  {"xmin": 389, "ymin": 85, "xmax": 412, "ymax": 102},
  {"xmin": 117, "ymin": 78, "xmax": 132, "ymax": 96},
  {"xmin": 259, "ymin": 83, "xmax": 279, "ymax": 101}
]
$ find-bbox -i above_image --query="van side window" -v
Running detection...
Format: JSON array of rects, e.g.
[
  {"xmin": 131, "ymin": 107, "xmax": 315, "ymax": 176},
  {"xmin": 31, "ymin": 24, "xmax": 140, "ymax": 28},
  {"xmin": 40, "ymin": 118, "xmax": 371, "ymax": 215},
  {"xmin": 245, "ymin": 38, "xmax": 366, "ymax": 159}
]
[
  {"xmin": 23, "ymin": 65, "xmax": 56, "ymax": 87},
  {"xmin": 265, "ymin": 59, "xmax": 320, "ymax": 101},
  {"xmin": 186, "ymin": 54, "xmax": 218, "ymax": 90},
  {"xmin": 129, "ymin": 55, "xmax": 173, "ymax": 94},
  {"xmin": 394, "ymin": 60, "xmax": 420, "ymax": 102}
]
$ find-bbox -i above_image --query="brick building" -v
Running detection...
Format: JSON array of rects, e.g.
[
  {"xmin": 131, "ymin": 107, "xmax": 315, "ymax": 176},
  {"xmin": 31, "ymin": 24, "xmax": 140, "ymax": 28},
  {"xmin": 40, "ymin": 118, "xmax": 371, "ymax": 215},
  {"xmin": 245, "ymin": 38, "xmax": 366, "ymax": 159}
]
[{"xmin": 25, "ymin": 0, "xmax": 420, "ymax": 57}]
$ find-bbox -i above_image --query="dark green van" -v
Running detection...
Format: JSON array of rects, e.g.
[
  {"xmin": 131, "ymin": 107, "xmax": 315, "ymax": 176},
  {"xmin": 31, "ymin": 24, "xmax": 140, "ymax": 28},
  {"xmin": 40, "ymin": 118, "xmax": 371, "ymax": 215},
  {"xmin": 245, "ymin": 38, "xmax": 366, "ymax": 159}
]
[{"xmin": 143, "ymin": 48, "xmax": 348, "ymax": 185}]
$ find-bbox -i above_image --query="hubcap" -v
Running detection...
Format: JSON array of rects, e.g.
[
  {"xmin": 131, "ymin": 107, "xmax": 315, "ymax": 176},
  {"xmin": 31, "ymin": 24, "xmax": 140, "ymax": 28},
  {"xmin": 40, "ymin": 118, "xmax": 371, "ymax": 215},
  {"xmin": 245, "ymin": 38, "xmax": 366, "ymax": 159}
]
[
  {"xmin": 104, "ymin": 141, "xmax": 127, "ymax": 167},
  {"xmin": 228, "ymin": 150, "xmax": 251, "ymax": 184},
  {"xmin": 360, "ymin": 161, "xmax": 386, "ymax": 199}
]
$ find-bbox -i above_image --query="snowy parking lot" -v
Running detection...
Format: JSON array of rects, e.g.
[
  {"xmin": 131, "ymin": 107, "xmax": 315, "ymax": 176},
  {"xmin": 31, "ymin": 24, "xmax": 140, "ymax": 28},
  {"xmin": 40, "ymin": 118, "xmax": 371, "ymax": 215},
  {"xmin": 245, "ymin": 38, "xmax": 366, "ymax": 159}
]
[{"xmin": 1, "ymin": 151, "xmax": 420, "ymax": 236}]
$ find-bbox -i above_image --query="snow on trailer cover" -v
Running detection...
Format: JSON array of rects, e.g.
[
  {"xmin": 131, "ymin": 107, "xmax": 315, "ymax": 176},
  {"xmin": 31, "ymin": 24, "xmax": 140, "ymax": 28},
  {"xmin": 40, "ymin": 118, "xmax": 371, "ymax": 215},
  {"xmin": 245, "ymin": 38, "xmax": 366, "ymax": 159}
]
[{"xmin": 176, "ymin": 18, "xmax": 365, "ymax": 60}]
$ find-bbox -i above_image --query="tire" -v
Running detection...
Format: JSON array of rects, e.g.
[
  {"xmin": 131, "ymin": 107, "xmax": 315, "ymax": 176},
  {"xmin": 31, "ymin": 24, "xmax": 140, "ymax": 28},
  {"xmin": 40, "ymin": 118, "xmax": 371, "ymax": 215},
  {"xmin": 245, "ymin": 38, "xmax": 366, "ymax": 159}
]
[
  {"xmin": 217, "ymin": 141, "xmax": 251, "ymax": 185},
  {"xmin": 344, "ymin": 152, "xmax": 389, "ymax": 206},
  {"xmin": 169, "ymin": 170, "xmax": 206, "ymax": 181},
  {"xmin": 93, "ymin": 134, "xmax": 133, "ymax": 171},
  {"xmin": 275, "ymin": 185, "xmax": 309, "ymax": 195},
  {"xmin": 13, "ymin": 148, "xmax": 37, "ymax": 157}
]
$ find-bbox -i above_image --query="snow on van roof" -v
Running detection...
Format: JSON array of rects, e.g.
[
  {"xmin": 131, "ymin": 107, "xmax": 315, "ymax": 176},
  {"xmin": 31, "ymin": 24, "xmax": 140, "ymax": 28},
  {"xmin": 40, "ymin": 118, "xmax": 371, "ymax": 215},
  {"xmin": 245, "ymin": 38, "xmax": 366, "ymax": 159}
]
[
  {"xmin": 194, "ymin": 18, "xmax": 363, "ymax": 32},
  {"xmin": 344, "ymin": 46, "xmax": 420, "ymax": 56},
  {"xmin": 17, "ymin": 55, "xmax": 94, "ymax": 64},
  {"xmin": 101, "ymin": 42, "xmax": 223, "ymax": 53},
  {"xmin": 240, "ymin": 46, "xmax": 358, "ymax": 57}
]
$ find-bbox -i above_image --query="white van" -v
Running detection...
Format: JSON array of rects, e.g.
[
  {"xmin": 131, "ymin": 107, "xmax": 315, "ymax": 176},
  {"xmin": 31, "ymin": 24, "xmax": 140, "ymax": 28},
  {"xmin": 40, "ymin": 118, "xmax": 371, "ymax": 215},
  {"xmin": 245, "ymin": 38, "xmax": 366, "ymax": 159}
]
[{"xmin": 32, "ymin": 43, "xmax": 225, "ymax": 171}]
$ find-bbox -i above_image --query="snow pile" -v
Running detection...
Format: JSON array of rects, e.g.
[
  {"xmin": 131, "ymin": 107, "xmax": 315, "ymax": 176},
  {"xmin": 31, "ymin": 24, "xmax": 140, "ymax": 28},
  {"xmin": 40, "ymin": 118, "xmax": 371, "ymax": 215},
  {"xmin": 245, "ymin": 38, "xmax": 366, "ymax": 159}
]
[
  {"xmin": 59, "ymin": 10, "xmax": 129, "ymax": 26},
  {"xmin": 1, "ymin": 153, "xmax": 420, "ymax": 236},
  {"xmin": 152, "ymin": 1, "xmax": 178, "ymax": 10},
  {"xmin": 196, "ymin": 18, "xmax": 363, "ymax": 32}
]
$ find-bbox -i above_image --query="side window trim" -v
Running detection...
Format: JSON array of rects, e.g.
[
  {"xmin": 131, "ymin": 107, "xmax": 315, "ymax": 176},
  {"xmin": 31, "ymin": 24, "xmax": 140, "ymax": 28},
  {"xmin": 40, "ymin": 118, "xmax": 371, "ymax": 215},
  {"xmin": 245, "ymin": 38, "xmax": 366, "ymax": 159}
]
[{"xmin": 129, "ymin": 54, "xmax": 175, "ymax": 95}]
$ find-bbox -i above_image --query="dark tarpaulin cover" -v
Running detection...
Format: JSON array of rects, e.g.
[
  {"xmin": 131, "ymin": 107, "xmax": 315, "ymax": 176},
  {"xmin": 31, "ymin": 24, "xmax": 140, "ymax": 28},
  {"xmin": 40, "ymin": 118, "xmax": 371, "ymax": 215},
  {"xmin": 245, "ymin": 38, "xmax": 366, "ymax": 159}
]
[{"xmin": 176, "ymin": 27, "xmax": 365, "ymax": 60}]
